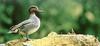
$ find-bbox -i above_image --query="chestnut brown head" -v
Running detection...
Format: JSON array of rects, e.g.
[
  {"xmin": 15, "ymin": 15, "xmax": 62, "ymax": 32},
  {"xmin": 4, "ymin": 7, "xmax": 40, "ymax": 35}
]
[{"xmin": 29, "ymin": 6, "xmax": 39, "ymax": 14}]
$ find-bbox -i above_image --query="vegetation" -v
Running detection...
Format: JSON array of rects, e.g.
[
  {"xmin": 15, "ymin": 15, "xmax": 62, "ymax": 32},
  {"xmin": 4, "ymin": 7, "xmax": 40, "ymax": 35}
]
[{"xmin": 0, "ymin": 0, "xmax": 100, "ymax": 43}]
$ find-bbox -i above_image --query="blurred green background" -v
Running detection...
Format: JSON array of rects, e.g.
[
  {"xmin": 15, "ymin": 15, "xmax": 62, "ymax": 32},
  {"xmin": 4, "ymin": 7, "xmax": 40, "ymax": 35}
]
[{"xmin": 0, "ymin": 0, "xmax": 100, "ymax": 43}]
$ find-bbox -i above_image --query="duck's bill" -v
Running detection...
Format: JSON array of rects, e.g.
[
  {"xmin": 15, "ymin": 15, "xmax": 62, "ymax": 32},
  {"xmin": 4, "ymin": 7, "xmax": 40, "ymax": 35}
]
[{"xmin": 38, "ymin": 10, "xmax": 45, "ymax": 13}]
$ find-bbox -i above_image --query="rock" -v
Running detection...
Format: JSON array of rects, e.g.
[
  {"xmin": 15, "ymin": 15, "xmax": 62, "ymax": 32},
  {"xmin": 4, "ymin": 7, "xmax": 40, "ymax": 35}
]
[{"xmin": 6, "ymin": 32, "xmax": 100, "ymax": 46}]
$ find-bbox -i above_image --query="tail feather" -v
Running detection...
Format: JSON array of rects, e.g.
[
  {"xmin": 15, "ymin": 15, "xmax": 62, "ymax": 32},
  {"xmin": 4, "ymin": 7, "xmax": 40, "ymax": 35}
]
[{"xmin": 9, "ymin": 26, "xmax": 20, "ymax": 33}]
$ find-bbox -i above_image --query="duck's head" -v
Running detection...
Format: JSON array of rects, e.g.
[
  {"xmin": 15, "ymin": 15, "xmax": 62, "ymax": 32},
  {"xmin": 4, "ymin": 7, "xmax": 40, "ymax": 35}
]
[{"xmin": 29, "ymin": 6, "xmax": 42, "ymax": 14}]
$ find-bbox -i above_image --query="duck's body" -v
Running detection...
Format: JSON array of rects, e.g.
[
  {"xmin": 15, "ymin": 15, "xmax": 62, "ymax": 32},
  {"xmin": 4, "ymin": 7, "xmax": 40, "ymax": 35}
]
[
  {"xmin": 9, "ymin": 6, "xmax": 41, "ymax": 40},
  {"xmin": 18, "ymin": 13, "xmax": 40, "ymax": 35}
]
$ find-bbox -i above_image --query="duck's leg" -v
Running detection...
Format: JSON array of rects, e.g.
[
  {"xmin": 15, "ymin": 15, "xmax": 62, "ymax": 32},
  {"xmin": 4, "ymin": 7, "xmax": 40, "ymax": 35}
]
[{"xmin": 26, "ymin": 34, "xmax": 30, "ymax": 41}]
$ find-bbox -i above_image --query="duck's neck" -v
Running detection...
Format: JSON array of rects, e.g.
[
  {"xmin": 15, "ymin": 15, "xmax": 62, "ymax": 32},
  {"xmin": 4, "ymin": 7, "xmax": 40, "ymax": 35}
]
[
  {"xmin": 29, "ymin": 13, "xmax": 37, "ymax": 18},
  {"xmin": 30, "ymin": 12, "xmax": 36, "ymax": 16}
]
